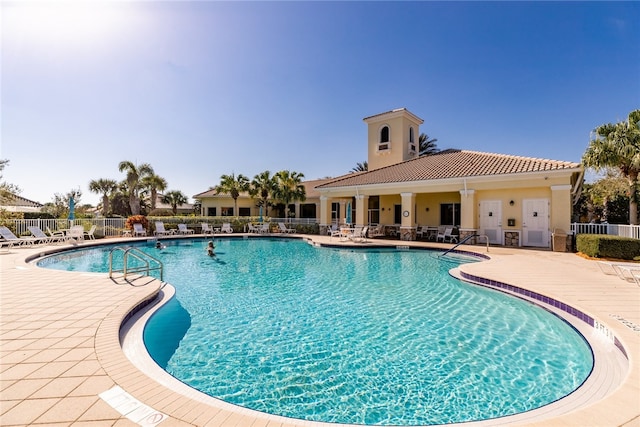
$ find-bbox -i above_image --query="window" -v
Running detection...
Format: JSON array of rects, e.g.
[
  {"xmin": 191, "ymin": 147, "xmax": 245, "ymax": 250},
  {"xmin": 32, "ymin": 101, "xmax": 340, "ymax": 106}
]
[
  {"xmin": 300, "ymin": 203, "xmax": 316, "ymax": 218},
  {"xmin": 409, "ymin": 126, "xmax": 414, "ymax": 143},
  {"xmin": 380, "ymin": 126, "xmax": 389, "ymax": 143},
  {"xmin": 207, "ymin": 207, "xmax": 216, "ymax": 216},
  {"xmin": 239, "ymin": 207, "xmax": 251, "ymax": 217},
  {"xmin": 331, "ymin": 202, "xmax": 340, "ymax": 222},
  {"xmin": 394, "ymin": 204, "xmax": 402, "ymax": 224},
  {"xmin": 408, "ymin": 126, "xmax": 416, "ymax": 154},
  {"xmin": 221, "ymin": 207, "xmax": 234, "ymax": 216},
  {"xmin": 440, "ymin": 203, "xmax": 461, "ymax": 226},
  {"xmin": 368, "ymin": 196, "xmax": 380, "ymax": 224}
]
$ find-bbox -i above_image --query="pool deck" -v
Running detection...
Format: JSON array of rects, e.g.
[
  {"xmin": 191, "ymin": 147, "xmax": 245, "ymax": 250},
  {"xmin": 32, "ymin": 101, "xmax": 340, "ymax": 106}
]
[{"xmin": 1, "ymin": 234, "xmax": 638, "ymax": 426}]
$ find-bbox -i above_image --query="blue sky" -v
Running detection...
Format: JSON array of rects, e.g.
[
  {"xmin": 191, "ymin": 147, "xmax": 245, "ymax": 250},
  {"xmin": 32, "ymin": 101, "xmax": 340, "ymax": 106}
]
[{"xmin": 2, "ymin": 1, "xmax": 638, "ymax": 206}]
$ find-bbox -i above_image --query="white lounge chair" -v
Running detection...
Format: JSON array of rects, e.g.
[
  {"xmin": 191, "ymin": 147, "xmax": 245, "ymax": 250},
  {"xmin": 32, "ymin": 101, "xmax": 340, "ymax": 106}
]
[
  {"xmin": 177, "ymin": 224, "xmax": 194, "ymax": 235},
  {"xmin": 28, "ymin": 226, "xmax": 67, "ymax": 244},
  {"xmin": 247, "ymin": 223, "xmax": 260, "ymax": 233},
  {"xmin": 220, "ymin": 223, "xmax": 233, "ymax": 234},
  {"xmin": 154, "ymin": 221, "xmax": 174, "ymax": 236},
  {"xmin": 201, "ymin": 223, "xmax": 215, "ymax": 235},
  {"xmin": 133, "ymin": 223, "xmax": 147, "ymax": 237},
  {"xmin": 278, "ymin": 223, "xmax": 295, "ymax": 234},
  {"xmin": 0, "ymin": 226, "xmax": 38, "ymax": 247},
  {"xmin": 83, "ymin": 225, "xmax": 96, "ymax": 240},
  {"xmin": 327, "ymin": 224, "xmax": 339, "ymax": 237}
]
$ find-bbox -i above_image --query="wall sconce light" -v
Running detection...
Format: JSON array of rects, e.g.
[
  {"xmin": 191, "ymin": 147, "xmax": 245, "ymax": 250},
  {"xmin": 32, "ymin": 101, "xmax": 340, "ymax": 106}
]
[
  {"xmin": 381, "ymin": 207, "xmax": 385, "ymax": 211},
  {"xmin": 509, "ymin": 200, "xmax": 515, "ymax": 206},
  {"xmin": 425, "ymin": 207, "xmax": 430, "ymax": 212}
]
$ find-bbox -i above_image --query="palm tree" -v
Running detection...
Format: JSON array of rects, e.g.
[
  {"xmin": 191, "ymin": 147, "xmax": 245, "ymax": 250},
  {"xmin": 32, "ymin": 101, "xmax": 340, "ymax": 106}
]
[
  {"xmin": 214, "ymin": 173, "xmax": 250, "ymax": 216},
  {"xmin": 142, "ymin": 173, "xmax": 168, "ymax": 210},
  {"xmin": 118, "ymin": 161, "xmax": 154, "ymax": 215},
  {"xmin": 249, "ymin": 170, "xmax": 276, "ymax": 215},
  {"xmin": 419, "ymin": 133, "xmax": 439, "ymax": 156},
  {"xmin": 88, "ymin": 178, "xmax": 118, "ymax": 217},
  {"xmin": 583, "ymin": 109, "xmax": 640, "ymax": 224},
  {"xmin": 352, "ymin": 161, "xmax": 368, "ymax": 173},
  {"xmin": 273, "ymin": 170, "xmax": 306, "ymax": 220},
  {"xmin": 161, "ymin": 190, "xmax": 188, "ymax": 215}
]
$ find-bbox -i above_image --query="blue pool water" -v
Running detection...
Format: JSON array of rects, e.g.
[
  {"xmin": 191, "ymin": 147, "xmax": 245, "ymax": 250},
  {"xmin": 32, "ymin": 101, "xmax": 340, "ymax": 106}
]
[{"xmin": 39, "ymin": 238, "xmax": 593, "ymax": 425}]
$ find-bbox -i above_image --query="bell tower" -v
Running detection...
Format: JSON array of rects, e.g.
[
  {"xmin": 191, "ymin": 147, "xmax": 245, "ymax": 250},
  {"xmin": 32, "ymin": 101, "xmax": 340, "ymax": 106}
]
[{"xmin": 363, "ymin": 108, "xmax": 424, "ymax": 171}]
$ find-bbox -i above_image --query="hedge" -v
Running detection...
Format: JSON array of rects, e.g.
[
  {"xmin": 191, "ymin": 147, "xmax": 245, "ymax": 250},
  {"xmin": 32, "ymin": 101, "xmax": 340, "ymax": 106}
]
[{"xmin": 576, "ymin": 234, "xmax": 640, "ymax": 260}]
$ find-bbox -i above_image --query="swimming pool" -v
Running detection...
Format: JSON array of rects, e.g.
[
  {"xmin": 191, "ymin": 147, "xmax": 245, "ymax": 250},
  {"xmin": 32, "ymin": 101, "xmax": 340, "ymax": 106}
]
[{"xmin": 40, "ymin": 238, "xmax": 593, "ymax": 426}]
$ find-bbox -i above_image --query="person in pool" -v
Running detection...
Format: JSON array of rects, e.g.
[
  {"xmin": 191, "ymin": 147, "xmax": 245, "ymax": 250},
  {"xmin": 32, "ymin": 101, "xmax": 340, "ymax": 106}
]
[
  {"xmin": 155, "ymin": 241, "xmax": 166, "ymax": 249},
  {"xmin": 207, "ymin": 241, "xmax": 215, "ymax": 257}
]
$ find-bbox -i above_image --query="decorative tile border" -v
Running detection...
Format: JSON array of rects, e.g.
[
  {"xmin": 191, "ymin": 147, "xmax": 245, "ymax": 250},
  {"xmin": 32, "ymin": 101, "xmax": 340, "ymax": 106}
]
[{"xmin": 459, "ymin": 271, "xmax": 628, "ymax": 359}]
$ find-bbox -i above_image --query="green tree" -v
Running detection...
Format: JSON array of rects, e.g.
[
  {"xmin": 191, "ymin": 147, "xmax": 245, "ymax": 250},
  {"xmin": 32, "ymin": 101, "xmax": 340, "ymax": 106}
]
[
  {"xmin": 249, "ymin": 170, "xmax": 276, "ymax": 215},
  {"xmin": 351, "ymin": 161, "xmax": 368, "ymax": 173},
  {"xmin": 88, "ymin": 178, "xmax": 118, "ymax": 217},
  {"xmin": 142, "ymin": 173, "xmax": 168, "ymax": 210},
  {"xmin": 161, "ymin": 190, "xmax": 188, "ymax": 215},
  {"xmin": 0, "ymin": 159, "xmax": 21, "ymax": 204},
  {"xmin": 273, "ymin": 170, "xmax": 306, "ymax": 220},
  {"xmin": 419, "ymin": 133, "xmax": 439, "ymax": 156},
  {"xmin": 582, "ymin": 109, "xmax": 640, "ymax": 224},
  {"xmin": 118, "ymin": 161, "xmax": 154, "ymax": 216},
  {"xmin": 214, "ymin": 173, "xmax": 250, "ymax": 216}
]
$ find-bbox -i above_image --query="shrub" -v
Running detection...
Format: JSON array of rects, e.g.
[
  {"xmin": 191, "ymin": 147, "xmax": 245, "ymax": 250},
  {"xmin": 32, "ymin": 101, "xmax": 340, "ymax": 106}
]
[
  {"xmin": 125, "ymin": 215, "xmax": 149, "ymax": 231},
  {"xmin": 577, "ymin": 234, "xmax": 640, "ymax": 260}
]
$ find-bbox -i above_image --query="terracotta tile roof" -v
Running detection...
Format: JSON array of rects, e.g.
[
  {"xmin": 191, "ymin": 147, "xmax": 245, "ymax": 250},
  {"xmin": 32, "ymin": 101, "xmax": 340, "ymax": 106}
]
[{"xmin": 316, "ymin": 150, "xmax": 581, "ymax": 189}]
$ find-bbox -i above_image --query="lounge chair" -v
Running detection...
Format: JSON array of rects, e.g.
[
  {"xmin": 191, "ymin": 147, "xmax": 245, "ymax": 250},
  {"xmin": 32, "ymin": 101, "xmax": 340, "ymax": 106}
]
[
  {"xmin": 0, "ymin": 226, "xmax": 38, "ymax": 246},
  {"xmin": 47, "ymin": 226, "xmax": 66, "ymax": 239},
  {"xmin": 133, "ymin": 223, "xmax": 147, "ymax": 237},
  {"xmin": 177, "ymin": 224, "xmax": 194, "ymax": 235},
  {"xmin": 278, "ymin": 222, "xmax": 295, "ymax": 234},
  {"xmin": 154, "ymin": 221, "xmax": 174, "ymax": 236},
  {"xmin": 258, "ymin": 224, "xmax": 270, "ymax": 234},
  {"xmin": 247, "ymin": 223, "xmax": 259, "ymax": 233},
  {"xmin": 83, "ymin": 225, "xmax": 96, "ymax": 240},
  {"xmin": 201, "ymin": 223, "xmax": 215, "ymax": 235},
  {"xmin": 327, "ymin": 224, "xmax": 339, "ymax": 236},
  {"xmin": 220, "ymin": 223, "xmax": 233, "ymax": 234},
  {"xmin": 28, "ymin": 226, "xmax": 67, "ymax": 244}
]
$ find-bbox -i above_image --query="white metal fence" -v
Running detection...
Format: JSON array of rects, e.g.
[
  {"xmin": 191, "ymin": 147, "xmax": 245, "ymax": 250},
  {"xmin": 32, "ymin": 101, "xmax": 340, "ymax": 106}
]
[
  {"xmin": 7, "ymin": 218, "xmax": 128, "ymax": 238},
  {"xmin": 571, "ymin": 223, "xmax": 640, "ymax": 239}
]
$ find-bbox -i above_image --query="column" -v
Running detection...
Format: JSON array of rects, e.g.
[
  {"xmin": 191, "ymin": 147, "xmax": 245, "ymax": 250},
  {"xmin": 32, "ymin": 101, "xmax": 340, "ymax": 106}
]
[
  {"xmin": 459, "ymin": 189, "xmax": 477, "ymax": 244},
  {"xmin": 551, "ymin": 185, "xmax": 573, "ymax": 251},
  {"xmin": 400, "ymin": 192, "xmax": 416, "ymax": 241},
  {"xmin": 355, "ymin": 194, "xmax": 368, "ymax": 227},
  {"xmin": 319, "ymin": 196, "xmax": 331, "ymax": 235}
]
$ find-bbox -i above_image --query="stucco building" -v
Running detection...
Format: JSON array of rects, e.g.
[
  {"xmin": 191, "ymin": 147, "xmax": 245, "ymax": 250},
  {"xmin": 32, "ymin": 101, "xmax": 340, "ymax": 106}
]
[{"xmin": 195, "ymin": 108, "xmax": 583, "ymax": 247}]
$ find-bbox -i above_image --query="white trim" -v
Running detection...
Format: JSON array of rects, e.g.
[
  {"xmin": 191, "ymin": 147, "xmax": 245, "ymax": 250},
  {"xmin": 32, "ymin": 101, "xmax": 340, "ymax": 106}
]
[{"xmin": 551, "ymin": 184, "xmax": 572, "ymax": 191}]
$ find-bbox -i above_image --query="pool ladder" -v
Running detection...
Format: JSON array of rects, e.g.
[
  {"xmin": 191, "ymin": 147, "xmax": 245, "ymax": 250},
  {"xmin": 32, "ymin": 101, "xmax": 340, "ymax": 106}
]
[{"xmin": 109, "ymin": 246, "xmax": 164, "ymax": 282}]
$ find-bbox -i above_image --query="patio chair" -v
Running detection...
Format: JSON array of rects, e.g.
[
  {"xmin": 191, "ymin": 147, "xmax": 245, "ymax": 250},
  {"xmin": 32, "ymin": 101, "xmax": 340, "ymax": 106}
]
[
  {"xmin": 278, "ymin": 222, "xmax": 295, "ymax": 234},
  {"xmin": 47, "ymin": 226, "xmax": 66, "ymax": 239},
  {"xmin": 201, "ymin": 223, "xmax": 215, "ymax": 235},
  {"xmin": 154, "ymin": 221, "xmax": 174, "ymax": 236},
  {"xmin": 67, "ymin": 225, "xmax": 85, "ymax": 242},
  {"xmin": 247, "ymin": 223, "xmax": 259, "ymax": 233},
  {"xmin": 83, "ymin": 225, "xmax": 97, "ymax": 240},
  {"xmin": 368, "ymin": 224, "xmax": 385, "ymax": 238},
  {"xmin": 327, "ymin": 224, "xmax": 339, "ymax": 236},
  {"xmin": 416, "ymin": 225, "xmax": 431, "ymax": 239},
  {"xmin": 220, "ymin": 223, "xmax": 234, "ymax": 234},
  {"xmin": 258, "ymin": 223, "xmax": 270, "ymax": 234},
  {"xmin": 177, "ymin": 224, "xmax": 194, "ymax": 235},
  {"xmin": 0, "ymin": 226, "xmax": 38, "ymax": 247},
  {"xmin": 437, "ymin": 227, "xmax": 457, "ymax": 243},
  {"xmin": 133, "ymin": 223, "xmax": 147, "ymax": 237},
  {"xmin": 353, "ymin": 226, "xmax": 368, "ymax": 243}
]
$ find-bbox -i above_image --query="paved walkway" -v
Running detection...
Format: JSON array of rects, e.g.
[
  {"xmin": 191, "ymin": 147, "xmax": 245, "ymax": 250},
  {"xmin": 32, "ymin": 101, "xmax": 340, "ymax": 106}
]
[{"xmin": 1, "ymin": 235, "xmax": 638, "ymax": 426}]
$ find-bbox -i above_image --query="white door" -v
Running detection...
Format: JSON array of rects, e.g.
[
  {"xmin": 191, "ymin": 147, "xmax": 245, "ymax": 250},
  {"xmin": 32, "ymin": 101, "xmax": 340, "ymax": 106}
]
[
  {"xmin": 479, "ymin": 200, "xmax": 502, "ymax": 245},
  {"xmin": 522, "ymin": 199, "xmax": 550, "ymax": 247}
]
